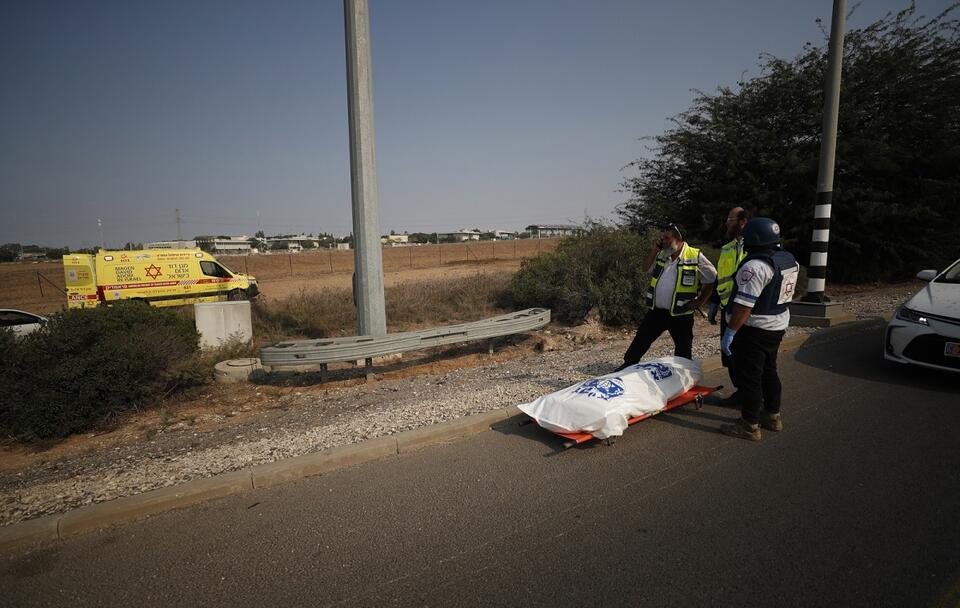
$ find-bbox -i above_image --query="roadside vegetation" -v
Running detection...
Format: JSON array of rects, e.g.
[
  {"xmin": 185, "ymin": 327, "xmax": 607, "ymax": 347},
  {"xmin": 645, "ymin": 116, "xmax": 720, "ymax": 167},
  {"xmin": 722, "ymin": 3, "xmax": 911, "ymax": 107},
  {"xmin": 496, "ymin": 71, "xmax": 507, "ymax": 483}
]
[
  {"xmin": 0, "ymin": 274, "xmax": 515, "ymax": 442},
  {"xmin": 252, "ymin": 272, "xmax": 513, "ymax": 340},
  {"xmin": 0, "ymin": 303, "xmax": 253, "ymax": 442},
  {"xmin": 506, "ymin": 226, "xmax": 723, "ymax": 326}
]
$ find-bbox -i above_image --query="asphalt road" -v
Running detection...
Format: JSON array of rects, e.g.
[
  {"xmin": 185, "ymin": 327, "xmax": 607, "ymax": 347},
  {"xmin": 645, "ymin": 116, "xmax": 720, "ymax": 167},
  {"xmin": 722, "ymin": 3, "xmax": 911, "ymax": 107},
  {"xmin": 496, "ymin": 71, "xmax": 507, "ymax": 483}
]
[{"xmin": 2, "ymin": 320, "xmax": 959, "ymax": 608}]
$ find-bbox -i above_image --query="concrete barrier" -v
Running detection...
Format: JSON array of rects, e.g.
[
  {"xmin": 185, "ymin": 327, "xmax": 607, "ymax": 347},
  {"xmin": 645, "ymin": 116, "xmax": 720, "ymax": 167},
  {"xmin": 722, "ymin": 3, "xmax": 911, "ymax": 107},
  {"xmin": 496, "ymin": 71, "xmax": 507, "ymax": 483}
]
[{"xmin": 195, "ymin": 301, "xmax": 252, "ymax": 349}]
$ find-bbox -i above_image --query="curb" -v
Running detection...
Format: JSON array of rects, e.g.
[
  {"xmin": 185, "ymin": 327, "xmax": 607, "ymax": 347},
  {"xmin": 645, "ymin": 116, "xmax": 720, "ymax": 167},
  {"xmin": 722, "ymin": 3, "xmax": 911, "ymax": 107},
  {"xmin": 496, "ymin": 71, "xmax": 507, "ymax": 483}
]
[{"xmin": 0, "ymin": 333, "xmax": 815, "ymax": 554}]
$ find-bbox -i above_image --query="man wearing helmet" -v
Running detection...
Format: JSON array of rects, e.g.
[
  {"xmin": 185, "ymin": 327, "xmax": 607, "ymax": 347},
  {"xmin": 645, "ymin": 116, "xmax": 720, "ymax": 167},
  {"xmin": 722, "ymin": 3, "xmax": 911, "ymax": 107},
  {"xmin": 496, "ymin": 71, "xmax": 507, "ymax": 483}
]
[
  {"xmin": 718, "ymin": 217, "xmax": 800, "ymax": 442},
  {"xmin": 617, "ymin": 222, "xmax": 717, "ymax": 370}
]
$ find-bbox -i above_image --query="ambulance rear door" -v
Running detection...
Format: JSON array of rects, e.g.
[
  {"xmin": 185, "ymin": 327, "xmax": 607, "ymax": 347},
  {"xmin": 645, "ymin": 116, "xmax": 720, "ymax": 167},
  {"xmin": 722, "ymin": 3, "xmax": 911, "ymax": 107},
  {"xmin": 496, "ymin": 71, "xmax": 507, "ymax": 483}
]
[{"xmin": 62, "ymin": 254, "xmax": 99, "ymax": 308}]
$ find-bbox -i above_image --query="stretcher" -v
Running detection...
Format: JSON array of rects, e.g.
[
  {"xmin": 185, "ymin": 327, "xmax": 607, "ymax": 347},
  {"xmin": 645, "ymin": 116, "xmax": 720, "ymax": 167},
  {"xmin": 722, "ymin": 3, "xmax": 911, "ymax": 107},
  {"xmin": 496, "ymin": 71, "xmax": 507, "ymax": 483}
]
[{"xmin": 525, "ymin": 384, "xmax": 721, "ymax": 448}]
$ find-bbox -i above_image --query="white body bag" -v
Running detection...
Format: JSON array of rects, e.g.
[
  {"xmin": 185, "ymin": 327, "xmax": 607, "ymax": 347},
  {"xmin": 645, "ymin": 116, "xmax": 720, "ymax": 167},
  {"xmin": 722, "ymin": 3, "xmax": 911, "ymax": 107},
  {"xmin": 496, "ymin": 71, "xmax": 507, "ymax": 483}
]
[{"xmin": 518, "ymin": 356, "xmax": 703, "ymax": 440}]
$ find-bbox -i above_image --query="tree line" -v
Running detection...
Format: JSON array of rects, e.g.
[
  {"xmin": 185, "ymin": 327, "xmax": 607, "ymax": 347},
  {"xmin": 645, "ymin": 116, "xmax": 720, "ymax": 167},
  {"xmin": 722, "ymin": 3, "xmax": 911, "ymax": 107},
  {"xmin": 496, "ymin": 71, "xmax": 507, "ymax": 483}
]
[{"xmin": 618, "ymin": 3, "xmax": 960, "ymax": 283}]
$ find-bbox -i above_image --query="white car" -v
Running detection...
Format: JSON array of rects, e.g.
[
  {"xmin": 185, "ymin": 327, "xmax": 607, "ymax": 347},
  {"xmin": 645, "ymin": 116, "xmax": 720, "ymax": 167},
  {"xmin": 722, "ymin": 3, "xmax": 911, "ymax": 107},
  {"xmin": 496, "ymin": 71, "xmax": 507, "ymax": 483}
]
[
  {"xmin": 885, "ymin": 258, "xmax": 960, "ymax": 373},
  {"xmin": 0, "ymin": 309, "xmax": 48, "ymax": 336}
]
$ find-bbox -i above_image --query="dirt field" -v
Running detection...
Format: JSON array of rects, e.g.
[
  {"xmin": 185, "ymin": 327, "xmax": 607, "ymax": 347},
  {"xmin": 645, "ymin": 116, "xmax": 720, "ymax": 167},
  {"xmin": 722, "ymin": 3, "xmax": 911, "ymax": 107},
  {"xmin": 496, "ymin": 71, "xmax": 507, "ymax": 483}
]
[{"xmin": 0, "ymin": 239, "xmax": 560, "ymax": 314}]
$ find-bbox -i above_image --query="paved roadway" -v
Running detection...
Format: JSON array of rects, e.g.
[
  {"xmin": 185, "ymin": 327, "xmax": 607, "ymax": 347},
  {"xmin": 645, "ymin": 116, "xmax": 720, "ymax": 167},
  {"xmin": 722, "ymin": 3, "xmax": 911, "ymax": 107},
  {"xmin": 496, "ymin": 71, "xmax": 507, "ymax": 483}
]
[{"xmin": 2, "ymin": 320, "xmax": 959, "ymax": 607}]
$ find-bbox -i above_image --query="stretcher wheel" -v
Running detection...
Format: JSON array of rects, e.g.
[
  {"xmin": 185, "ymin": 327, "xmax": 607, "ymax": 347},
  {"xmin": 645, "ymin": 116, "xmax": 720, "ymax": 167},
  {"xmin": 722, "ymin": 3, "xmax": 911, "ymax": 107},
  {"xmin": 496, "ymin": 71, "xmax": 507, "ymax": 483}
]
[{"xmin": 695, "ymin": 394, "xmax": 704, "ymax": 410}]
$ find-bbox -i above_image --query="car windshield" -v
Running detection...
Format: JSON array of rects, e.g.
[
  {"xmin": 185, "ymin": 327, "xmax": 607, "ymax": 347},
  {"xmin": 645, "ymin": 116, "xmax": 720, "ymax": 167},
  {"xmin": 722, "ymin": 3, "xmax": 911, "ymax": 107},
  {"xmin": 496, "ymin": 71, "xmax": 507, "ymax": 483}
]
[{"xmin": 935, "ymin": 259, "xmax": 960, "ymax": 284}]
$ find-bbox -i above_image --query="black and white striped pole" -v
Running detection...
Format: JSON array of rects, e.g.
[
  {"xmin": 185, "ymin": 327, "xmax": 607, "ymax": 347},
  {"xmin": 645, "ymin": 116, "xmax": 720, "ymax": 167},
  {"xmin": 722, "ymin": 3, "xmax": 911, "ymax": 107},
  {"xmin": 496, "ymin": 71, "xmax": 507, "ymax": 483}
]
[
  {"xmin": 792, "ymin": 0, "xmax": 852, "ymax": 325},
  {"xmin": 803, "ymin": 0, "xmax": 845, "ymax": 304}
]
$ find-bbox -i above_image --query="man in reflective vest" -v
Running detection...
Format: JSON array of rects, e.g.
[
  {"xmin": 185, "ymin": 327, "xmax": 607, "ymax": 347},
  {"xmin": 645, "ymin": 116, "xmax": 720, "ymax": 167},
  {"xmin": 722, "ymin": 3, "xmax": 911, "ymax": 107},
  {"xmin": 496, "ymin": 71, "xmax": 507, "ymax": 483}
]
[
  {"xmin": 719, "ymin": 217, "xmax": 800, "ymax": 441},
  {"xmin": 714, "ymin": 206, "xmax": 750, "ymax": 401},
  {"xmin": 617, "ymin": 223, "xmax": 717, "ymax": 370}
]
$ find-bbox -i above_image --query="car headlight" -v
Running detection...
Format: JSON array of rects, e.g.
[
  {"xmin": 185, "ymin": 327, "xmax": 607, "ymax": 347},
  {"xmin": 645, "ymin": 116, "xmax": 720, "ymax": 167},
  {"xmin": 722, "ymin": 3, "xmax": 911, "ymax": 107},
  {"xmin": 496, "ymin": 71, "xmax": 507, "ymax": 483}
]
[{"xmin": 896, "ymin": 306, "xmax": 930, "ymax": 325}]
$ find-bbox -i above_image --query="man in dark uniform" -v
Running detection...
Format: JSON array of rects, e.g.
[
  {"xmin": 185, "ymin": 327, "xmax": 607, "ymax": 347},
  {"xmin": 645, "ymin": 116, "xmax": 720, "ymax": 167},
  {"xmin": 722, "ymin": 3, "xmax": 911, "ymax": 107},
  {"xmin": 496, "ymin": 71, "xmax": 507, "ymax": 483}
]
[{"xmin": 719, "ymin": 218, "xmax": 799, "ymax": 441}]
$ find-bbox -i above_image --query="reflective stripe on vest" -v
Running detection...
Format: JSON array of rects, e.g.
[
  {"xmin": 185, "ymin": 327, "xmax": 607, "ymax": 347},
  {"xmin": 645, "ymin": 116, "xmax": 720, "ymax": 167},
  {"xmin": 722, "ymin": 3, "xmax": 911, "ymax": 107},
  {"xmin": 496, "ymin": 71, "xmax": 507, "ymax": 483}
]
[
  {"xmin": 716, "ymin": 239, "xmax": 747, "ymax": 307},
  {"xmin": 644, "ymin": 242, "xmax": 701, "ymax": 316}
]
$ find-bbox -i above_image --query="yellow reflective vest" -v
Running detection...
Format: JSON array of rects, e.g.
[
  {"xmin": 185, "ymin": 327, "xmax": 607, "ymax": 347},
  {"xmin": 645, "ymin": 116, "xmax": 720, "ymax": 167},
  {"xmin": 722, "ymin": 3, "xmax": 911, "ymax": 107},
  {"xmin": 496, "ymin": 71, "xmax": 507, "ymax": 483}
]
[
  {"xmin": 716, "ymin": 238, "xmax": 748, "ymax": 307},
  {"xmin": 645, "ymin": 242, "xmax": 702, "ymax": 316}
]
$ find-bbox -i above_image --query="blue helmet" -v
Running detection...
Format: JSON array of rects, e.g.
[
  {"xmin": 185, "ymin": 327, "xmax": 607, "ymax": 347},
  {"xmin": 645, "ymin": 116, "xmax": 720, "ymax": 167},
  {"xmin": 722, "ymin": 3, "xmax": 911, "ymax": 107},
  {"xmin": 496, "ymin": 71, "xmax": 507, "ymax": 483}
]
[{"xmin": 742, "ymin": 217, "xmax": 782, "ymax": 250}]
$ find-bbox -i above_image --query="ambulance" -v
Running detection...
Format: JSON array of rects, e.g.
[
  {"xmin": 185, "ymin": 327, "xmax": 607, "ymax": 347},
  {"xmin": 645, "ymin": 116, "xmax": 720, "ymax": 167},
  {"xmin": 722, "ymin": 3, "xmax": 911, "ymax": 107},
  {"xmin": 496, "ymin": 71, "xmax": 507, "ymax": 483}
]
[{"xmin": 62, "ymin": 249, "xmax": 259, "ymax": 309}]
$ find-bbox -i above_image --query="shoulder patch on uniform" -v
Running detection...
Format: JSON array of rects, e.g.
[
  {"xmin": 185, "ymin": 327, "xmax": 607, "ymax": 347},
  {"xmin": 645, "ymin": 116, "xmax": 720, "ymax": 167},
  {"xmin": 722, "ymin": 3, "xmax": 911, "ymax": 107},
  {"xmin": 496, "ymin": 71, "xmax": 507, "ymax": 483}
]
[{"xmin": 739, "ymin": 268, "xmax": 755, "ymax": 284}]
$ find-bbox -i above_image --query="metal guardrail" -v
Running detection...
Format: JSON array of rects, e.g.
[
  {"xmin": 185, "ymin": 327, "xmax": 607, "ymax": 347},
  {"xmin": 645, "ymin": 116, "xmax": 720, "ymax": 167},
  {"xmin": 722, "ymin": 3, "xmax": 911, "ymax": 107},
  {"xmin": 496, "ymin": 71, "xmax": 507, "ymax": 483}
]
[{"xmin": 260, "ymin": 307, "xmax": 551, "ymax": 369}]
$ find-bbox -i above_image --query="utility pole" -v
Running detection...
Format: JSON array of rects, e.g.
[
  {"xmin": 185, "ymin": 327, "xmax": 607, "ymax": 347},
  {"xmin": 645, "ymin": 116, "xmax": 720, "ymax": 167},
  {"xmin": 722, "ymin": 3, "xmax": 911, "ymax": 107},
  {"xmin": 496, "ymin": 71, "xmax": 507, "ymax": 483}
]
[
  {"xmin": 98, "ymin": 218, "xmax": 104, "ymax": 251},
  {"xmin": 175, "ymin": 208, "xmax": 183, "ymax": 244},
  {"xmin": 790, "ymin": 0, "xmax": 851, "ymax": 326},
  {"xmin": 344, "ymin": 0, "xmax": 386, "ymax": 336}
]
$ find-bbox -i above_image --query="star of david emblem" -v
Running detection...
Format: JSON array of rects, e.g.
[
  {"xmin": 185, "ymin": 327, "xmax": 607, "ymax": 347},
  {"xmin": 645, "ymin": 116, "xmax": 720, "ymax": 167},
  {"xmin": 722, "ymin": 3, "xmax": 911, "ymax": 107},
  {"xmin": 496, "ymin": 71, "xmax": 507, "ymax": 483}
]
[{"xmin": 144, "ymin": 264, "xmax": 163, "ymax": 279}]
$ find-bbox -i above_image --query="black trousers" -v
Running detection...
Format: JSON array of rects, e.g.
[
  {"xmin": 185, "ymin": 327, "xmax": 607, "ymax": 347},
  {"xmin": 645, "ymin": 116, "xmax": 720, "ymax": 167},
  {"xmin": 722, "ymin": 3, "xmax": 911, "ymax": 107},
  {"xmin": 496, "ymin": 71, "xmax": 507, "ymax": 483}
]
[
  {"xmin": 623, "ymin": 308, "xmax": 694, "ymax": 364},
  {"xmin": 719, "ymin": 306, "xmax": 737, "ymax": 389},
  {"xmin": 730, "ymin": 325, "xmax": 785, "ymax": 424}
]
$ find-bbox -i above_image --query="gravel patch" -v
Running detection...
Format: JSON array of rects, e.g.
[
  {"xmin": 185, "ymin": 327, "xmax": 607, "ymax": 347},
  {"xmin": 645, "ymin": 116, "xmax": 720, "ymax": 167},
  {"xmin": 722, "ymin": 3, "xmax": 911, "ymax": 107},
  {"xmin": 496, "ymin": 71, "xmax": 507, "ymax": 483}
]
[{"xmin": 0, "ymin": 284, "xmax": 918, "ymax": 526}]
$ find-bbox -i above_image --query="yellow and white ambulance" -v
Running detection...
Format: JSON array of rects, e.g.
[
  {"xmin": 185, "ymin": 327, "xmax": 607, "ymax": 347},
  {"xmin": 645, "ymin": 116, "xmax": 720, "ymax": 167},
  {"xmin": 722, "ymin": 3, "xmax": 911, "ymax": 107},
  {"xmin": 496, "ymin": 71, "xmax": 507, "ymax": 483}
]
[{"xmin": 62, "ymin": 249, "xmax": 258, "ymax": 309}]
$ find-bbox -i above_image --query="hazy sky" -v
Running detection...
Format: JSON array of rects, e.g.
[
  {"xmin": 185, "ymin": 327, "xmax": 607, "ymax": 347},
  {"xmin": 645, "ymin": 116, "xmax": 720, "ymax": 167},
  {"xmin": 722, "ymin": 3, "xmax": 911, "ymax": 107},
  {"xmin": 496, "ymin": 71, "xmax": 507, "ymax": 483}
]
[{"xmin": 0, "ymin": 0, "xmax": 943, "ymax": 248}]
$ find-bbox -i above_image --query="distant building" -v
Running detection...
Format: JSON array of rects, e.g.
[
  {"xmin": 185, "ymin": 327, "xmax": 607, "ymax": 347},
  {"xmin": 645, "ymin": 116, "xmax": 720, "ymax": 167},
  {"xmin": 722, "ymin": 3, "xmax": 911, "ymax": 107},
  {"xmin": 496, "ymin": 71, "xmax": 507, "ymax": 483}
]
[
  {"xmin": 492, "ymin": 230, "xmax": 517, "ymax": 240},
  {"xmin": 382, "ymin": 234, "xmax": 409, "ymax": 246},
  {"xmin": 437, "ymin": 229, "xmax": 481, "ymax": 242},
  {"xmin": 194, "ymin": 236, "xmax": 253, "ymax": 255},
  {"xmin": 266, "ymin": 235, "xmax": 320, "ymax": 252},
  {"xmin": 146, "ymin": 240, "xmax": 199, "ymax": 249},
  {"xmin": 525, "ymin": 224, "xmax": 582, "ymax": 238}
]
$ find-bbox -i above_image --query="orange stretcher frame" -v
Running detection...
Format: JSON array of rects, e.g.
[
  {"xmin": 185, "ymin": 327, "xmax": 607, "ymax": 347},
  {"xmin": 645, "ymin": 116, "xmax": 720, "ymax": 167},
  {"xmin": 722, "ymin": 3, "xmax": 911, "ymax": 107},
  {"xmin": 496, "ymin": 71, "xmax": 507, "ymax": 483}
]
[{"xmin": 532, "ymin": 384, "xmax": 721, "ymax": 448}]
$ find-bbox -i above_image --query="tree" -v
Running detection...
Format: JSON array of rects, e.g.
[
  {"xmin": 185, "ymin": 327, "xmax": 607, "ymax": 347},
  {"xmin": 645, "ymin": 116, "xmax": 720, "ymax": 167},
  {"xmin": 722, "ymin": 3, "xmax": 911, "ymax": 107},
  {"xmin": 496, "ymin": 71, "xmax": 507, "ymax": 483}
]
[
  {"xmin": 619, "ymin": 3, "xmax": 960, "ymax": 283},
  {"xmin": 0, "ymin": 243, "xmax": 19, "ymax": 262}
]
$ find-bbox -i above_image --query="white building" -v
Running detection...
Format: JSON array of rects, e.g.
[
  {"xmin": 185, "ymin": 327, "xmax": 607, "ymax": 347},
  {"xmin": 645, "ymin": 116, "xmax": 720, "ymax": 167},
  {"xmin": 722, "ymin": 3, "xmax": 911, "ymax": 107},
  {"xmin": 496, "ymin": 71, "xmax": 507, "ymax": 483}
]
[
  {"xmin": 265, "ymin": 235, "xmax": 320, "ymax": 252},
  {"xmin": 202, "ymin": 236, "xmax": 253, "ymax": 255},
  {"xmin": 382, "ymin": 234, "xmax": 410, "ymax": 246},
  {"xmin": 437, "ymin": 229, "xmax": 481, "ymax": 242},
  {"xmin": 146, "ymin": 240, "xmax": 199, "ymax": 249},
  {"xmin": 525, "ymin": 224, "xmax": 582, "ymax": 238}
]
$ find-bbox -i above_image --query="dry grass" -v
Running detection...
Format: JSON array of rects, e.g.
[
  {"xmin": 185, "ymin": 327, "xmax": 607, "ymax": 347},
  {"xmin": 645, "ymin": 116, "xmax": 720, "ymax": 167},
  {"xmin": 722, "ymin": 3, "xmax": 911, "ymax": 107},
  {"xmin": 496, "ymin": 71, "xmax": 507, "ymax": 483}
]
[{"xmin": 253, "ymin": 271, "xmax": 513, "ymax": 341}]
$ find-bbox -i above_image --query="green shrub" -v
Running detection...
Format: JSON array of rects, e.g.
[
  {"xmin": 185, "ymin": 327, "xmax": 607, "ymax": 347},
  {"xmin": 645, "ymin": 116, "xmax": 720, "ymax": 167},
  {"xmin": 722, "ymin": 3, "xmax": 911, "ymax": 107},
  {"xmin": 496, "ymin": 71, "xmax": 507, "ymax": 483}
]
[
  {"xmin": 0, "ymin": 302, "xmax": 200, "ymax": 441},
  {"xmin": 507, "ymin": 228, "xmax": 651, "ymax": 325}
]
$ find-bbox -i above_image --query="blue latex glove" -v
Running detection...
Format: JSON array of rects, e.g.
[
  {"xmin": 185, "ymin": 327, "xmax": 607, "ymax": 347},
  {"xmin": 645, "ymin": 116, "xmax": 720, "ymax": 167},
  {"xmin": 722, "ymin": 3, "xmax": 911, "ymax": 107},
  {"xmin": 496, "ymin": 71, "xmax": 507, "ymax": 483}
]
[
  {"xmin": 707, "ymin": 301, "xmax": 719, "ymax": 325},
  {"xmin": 721, "ymin": 328, "xmax": 736, "ymax": 356}
]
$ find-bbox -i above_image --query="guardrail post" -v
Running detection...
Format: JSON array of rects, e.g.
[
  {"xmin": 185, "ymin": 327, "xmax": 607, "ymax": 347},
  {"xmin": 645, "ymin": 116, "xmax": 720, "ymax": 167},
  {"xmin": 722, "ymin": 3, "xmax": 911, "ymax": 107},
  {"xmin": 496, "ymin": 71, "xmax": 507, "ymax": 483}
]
[{"xmin": 364, "ymin": 357, "xmax": 374, "ymax": 382}]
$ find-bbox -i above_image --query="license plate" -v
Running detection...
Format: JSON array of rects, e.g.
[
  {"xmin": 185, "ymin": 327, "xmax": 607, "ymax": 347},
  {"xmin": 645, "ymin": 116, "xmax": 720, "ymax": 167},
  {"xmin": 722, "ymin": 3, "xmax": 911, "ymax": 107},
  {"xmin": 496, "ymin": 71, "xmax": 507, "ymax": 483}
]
[{"xmin": 945, "ymin": 342, "xmax": 960, "ymax": 358}]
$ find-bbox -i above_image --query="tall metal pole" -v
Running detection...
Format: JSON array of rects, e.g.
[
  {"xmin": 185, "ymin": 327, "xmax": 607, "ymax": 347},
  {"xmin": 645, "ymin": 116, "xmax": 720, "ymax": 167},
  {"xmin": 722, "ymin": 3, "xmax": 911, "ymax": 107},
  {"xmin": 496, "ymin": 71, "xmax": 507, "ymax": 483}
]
[
  {"xmin": 803, "ymin": 0, "xmax": 846, "ymax": 303},
  {"xmin": 344, "ymin": 0, "xmax": 386, "ymax": 336}
]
